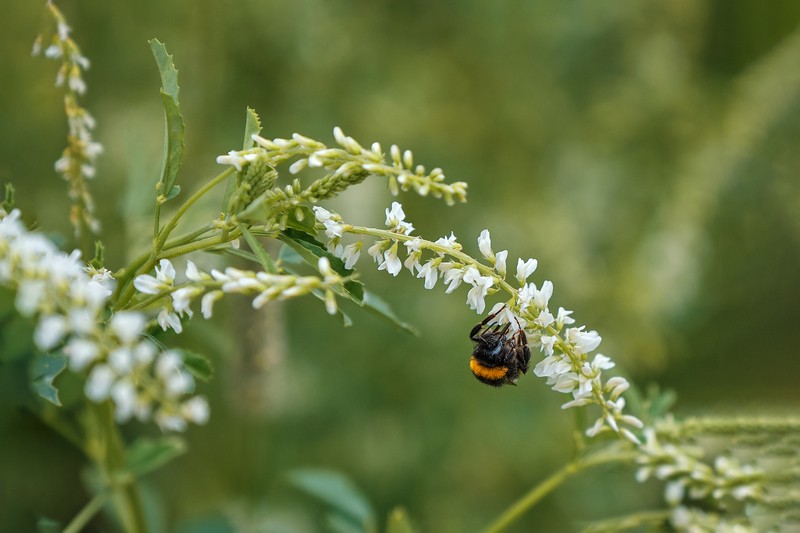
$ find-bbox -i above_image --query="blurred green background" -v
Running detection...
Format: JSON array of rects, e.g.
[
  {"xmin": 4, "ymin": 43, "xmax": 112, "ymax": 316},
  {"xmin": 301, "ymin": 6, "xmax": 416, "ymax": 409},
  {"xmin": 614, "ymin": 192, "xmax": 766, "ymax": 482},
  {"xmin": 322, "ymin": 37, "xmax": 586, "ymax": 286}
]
[{"xmin": 2, "ymin": 1, "xmax": 800, "ymax": 531}]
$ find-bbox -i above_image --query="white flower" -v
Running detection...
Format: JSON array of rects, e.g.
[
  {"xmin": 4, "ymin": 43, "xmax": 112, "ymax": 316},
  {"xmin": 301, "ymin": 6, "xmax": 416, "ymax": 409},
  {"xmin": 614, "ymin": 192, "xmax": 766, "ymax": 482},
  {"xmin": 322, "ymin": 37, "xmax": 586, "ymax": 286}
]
[
  {"xmin": 385, "ymin": 202, "xmax": 414, "ymax": 234},
  {"xmin": 367, "ymin": 241, "xmax": 385, "ymax": 266},
  {"xmin": 134, "ymin": 259, "xmax": 176, "ymax": 294},
  {"xmin": 216, "ymin": 150, "xmax": 256, "ymax": 171},
  {"xmin": 185, "ymin": 260, "xmax": 208, "ymax": 282},
  {"xmin": 378, "ymin": 244, "xmax": 402, "ymax": 276},
  {"xmin": 434, "ymin": 232, "xmax": 460, "ymax": 254},
  {"xmin": 440, "ymin": 263, "xmax": 464, "ymax": 293},
  {"xmin": 533, "ymin": 280, "xmax": 554, "ymax": 309},
  {"xmin": 567, "ymin": 327, "xmax": 602, "ymax": 355},
  {"xmin": 157, "ymin": 309, "xmax": 182, "ymax": 334},
  {"xmin": 110, "ymin": 312, "xmax": 146, "ymax": 344},
  {"xmin": 34, "ymin": 315, "xmax": 68, "ymax": 350},
  {"xmin": 404, "ymin": 237, "xmax": 423, "ymax": 273},
  {"xmin": 550, "ymin": 372, "xmax": 580, "ymax": 394},
  {"xmin": 555, "ymin": 307, "xmax": 575, "ymax": 328},
  {"xmin": 534, "ymin": 309, "xmax": 555, "ymax": 328},
  {"xmin": 201, "ymin": 290, "xmax": 223, "ymax": 319},
  {"xmin": 416, "ymin": 260, "xmax": 439, "ymax": 289},
  {"xmin": 181, "ymin": 396, "xmax": 210, "ymax": 424},
  {"xmin": 463, "ymin": 267, "xmax": 494, "ymax": 314},
  {"xmin": 85, "ymin": 364, "xmax": 116, "ymax": 401},
  {"xmin": 64, "ymin": 338, "xmax": 100, "ymax": 371},
  {"xmin": 515, "ymin": 258, "xmax": 538, "ymax": 284},
  {"xmin": 172, "ymin": 286, "xmax": 201, "ymax": 317},
  {"xmin": 342, "ymin": 242, "xmax": 361, "ymax": 270},
  {"xmin": 477, "ymin": 229, "xmax": 494, "ymax": 260},
  {"xmin": 539, "ymin": 335, "xmax": 557, "ymax": 356},
  {"xmin": 111, "ymin": 379, "xmax": 137, "ymax": 422},
  {"xmin": 605, "ymin": 376, "xmax": 631, "ymax": 400},
  {"xmin": 155, "ymin": 411, "xmax": 187, "ymax": 432},
  {"xmin": 533, "ymin": 354, "xmax": 570, "ymax": 378},
  {"xmin": 494, "ymin": 250, "xmax": 508, "ymax": 277},
  {"xmin": 16, "ymin": 280, "xmax": 46, "ymax": 316},
  {"xmin": 108, "ymin": 347, "xmax": 134, "ymax": 374}
]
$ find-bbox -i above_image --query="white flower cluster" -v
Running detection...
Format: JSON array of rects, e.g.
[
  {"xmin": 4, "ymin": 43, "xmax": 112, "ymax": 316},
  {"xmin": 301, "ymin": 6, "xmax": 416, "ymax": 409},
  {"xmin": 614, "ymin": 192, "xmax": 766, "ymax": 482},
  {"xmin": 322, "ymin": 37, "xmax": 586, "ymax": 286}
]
[
  {"xmin": 133, "ymin": 256, "xmax": 345, "ymax": 331},
  {"xmin": 636, "ymin": 427, "xmax": 764, "ymax": 508},
  {"xmin": 0, "ymin": 210, "xmax": 207, "ymax": 431},
  {"xmin": 32, "ymin": 2, "xmax": 102, "ymax": 235},
  {"xmin": 670, "ymin": 506, "xmax": 754, "ymax": 533},
  {"xmin": 314, "ymin": 201, "xmax": 643, "ymax": 442},
  {"xmin": 217, "ymin": 127, "xmax": 468, "ymax": 206}
]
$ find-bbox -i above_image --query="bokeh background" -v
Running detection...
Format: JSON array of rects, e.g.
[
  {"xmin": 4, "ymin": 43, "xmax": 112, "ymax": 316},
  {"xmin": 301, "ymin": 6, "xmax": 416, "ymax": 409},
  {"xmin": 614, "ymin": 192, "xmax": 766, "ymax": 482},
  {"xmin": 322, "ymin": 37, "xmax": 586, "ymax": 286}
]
[{"xmin": 2, "ymin": 1, "xmax": 800, "ymax": 531}]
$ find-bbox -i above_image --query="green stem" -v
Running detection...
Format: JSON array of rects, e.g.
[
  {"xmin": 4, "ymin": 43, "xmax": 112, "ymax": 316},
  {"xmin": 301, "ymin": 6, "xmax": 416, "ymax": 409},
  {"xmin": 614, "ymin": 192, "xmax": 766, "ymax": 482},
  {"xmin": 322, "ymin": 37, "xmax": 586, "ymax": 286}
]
[
  {"xmin": 156, "ymin": 168, "xmax": 233, "ymax": 251},
  {"xmin": 481, "ymin": 452, "xmax": 637, "ymax": 533},
  {"xmin": 63, "ymin": 491, "xmax": 110, "ymax": 533},
  {"xmin": 113, "ymin": 225, "xmax": 215, "ymax": 282},
  {"xmin": 84, "ymin": 402, "xmax": 146, "ymax": 533},
  {"xmin": 159, "ymin": 230, "xmax": 241, "ymax": 260}
]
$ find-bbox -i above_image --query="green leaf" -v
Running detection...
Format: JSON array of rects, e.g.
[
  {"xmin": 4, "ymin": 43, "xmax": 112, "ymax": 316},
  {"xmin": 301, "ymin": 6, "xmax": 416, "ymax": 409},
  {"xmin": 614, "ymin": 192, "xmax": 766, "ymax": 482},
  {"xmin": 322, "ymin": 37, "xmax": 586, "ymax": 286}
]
[
  {"xmin": 149, "ymin": 39, "xmax": 185, "ymax": 201},
  {"xmin": 208, "ymin": 246, "xmax": 262, "ymax": 264},
  {"xmin": 2, "ymin": 182, "xmax": 15, "ymax": 210},
  {"xmin": 284, "ymin": 206, "xmax": 318, "ymax": 237},
  {"xmin": 362, "ymin": 291, "xmax": 418, "ymax": 336},
  {"xmin": 90, "ymin": 240, "xmax": 105, "ymax": 269},
  {"xmin": 277, "ymin": 244, "xmax": 304, "ymax": 265},
  {"xmin": 242, "ymin": 107, "xmax": 262, "ymax": 149},
  {"xmin": 36, "ymin": 517, "xmax": 61, "ymax": 533},
  {"xmin": 181, "ymin": 350, "xmax": 214, "ymax": 382},
  {"xmin": 29, "ymin": 352, "xmax": 67, "ymax": 406},
  {"xmin": 126, "ymin": 436, "xmax": 186, "ymax": 477},
  {"xmin": 166, "ymin": 184, "xmax": 181, "ymax": 199},
  {"xmin": 288, "ymin": 469, "xmax": 375, "ymax": 530},
  {"xmin": 239, "ymin": 223, "xmax": 278, "ymax": 273},
  {"xmin": 386, "ymin": 507, "xmax": 415, "ymax": 533}
]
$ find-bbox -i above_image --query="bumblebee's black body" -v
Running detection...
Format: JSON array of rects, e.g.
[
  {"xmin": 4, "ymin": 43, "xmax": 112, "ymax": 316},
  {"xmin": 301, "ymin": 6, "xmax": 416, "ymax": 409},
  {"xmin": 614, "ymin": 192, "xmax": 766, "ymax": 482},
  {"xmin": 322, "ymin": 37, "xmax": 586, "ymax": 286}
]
[{"xmin": 469, "ymin": 309, "xmax": 531, "ymax": 387}]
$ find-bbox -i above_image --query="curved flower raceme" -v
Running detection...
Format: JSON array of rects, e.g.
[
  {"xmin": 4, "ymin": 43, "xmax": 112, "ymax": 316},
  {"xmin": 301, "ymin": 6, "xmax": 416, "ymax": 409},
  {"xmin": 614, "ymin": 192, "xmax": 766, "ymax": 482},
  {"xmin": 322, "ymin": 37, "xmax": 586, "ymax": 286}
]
[
  {"xmin": 312, "ymin": 201, "xmax": 645, "ymax": 443},
  {"xmin": 132, "ymin": 257, "xmax": 347, "ymax": 330},
  {"xmin": 0, "ymin": 209, "xmax": 207, "ymax": 431},
  {"xmin": 215, "ymin": 127, "xmax": 468, "ymax": 212},
  {"xmin": 32, "ymin": 1, "xmax": 102, "ymax": 236}
]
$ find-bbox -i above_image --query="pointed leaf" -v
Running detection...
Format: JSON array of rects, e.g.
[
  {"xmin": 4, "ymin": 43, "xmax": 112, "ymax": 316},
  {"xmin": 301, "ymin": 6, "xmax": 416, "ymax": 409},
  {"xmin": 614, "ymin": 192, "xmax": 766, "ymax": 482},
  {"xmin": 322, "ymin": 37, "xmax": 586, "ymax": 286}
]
[
  {"xmin": 36, "ymin": 517, "xmax": 61, "ymax": 533},
  {"xmin": 362, "ymin": 291, "xmax": 418, "ymax": 336},
  {"xmin": 288, "ymin": 469, "xmax": 375, "ymax": 529},
  {"xmin": 29, "ymin": 352, "xmax": 67, "ymax": 406},
  {"xmin": 149, "ymin": 39, "xmax": 185, "ymax": 200},
  {"xmin": 181, "ymin": 350, "xmax": 214, "ymax": 382},
  {"xmin": 239, "ymin": 223, "xmax": 278, "ymax": 273},
  {"xmin": 126, "ymin": 436, "xmax": 186, "ymax": 477},
  {"xmin": 284, "ymin": 206, "xmax": 317, "ymax": 237},
  {"xmin": 242, "ymin": 107, "xmax": 262, "ymax": 149}
]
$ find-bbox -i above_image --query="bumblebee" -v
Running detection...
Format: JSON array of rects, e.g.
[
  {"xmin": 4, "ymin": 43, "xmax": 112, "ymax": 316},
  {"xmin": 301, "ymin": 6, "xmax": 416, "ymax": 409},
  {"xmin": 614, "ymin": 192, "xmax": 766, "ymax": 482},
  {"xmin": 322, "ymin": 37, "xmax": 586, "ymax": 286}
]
[{"xmin": 469, "ymin": 308, "xmax": 530, "ymax": 387}]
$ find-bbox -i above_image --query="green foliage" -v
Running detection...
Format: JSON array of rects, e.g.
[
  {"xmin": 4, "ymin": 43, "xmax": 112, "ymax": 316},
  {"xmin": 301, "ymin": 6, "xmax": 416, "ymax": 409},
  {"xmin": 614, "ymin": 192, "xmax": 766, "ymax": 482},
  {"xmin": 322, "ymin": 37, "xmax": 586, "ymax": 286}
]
[
  {"xmin": 126, "ymin": 436, "xmax": 187, "ymax": 477},
  {"xmin": 288, "ymin": 469, "xmax": 376, "ymax": 533},
  {"xmin": 180, "ymin": 350, "xmax": 214, "ymax": 382},
  {"xmin": 29, "ymin": 352, "xmax": 67, "ymax": 406},
  {"xmin": 149, "ymin": 39, "xmax": 185, "ymax": 202},
  {"xmin": 238, "ymin": 223, "xmax": 278, "ymax": 274}
]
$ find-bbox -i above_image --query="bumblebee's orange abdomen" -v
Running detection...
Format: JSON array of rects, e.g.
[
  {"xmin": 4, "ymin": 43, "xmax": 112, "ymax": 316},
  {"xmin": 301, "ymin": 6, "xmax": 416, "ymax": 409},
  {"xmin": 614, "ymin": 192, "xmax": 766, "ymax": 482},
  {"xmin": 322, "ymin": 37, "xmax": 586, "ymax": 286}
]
[{"xmin": 469, "ymin": 356, "xmax": 508, "ymax": 381}]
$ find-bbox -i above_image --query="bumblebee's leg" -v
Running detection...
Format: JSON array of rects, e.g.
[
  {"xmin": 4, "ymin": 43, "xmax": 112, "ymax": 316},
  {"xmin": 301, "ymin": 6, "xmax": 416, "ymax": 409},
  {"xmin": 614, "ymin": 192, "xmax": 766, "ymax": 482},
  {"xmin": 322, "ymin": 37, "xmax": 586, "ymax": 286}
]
[
  {"xmin": 469, "ymin": 305, "xmax": 507, "ymax": 340},
  {"xmin": 513, "ymin": 328, "xmax": 531, "ymax": 374}
]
